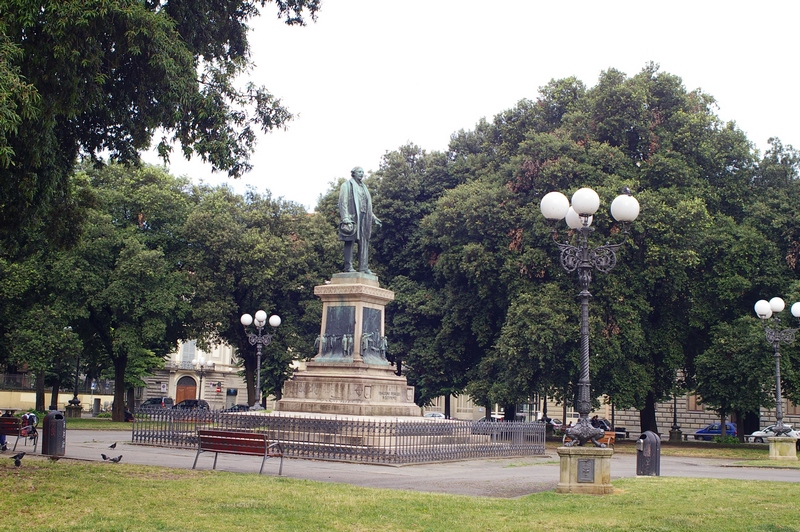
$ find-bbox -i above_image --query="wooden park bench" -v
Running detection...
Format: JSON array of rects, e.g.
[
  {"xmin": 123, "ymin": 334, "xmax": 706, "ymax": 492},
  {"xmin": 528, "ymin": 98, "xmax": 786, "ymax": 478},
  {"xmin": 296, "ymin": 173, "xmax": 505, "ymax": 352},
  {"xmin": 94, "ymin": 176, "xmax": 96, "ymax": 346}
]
[
  {"xmin": 192, "ymin": 429, "xmax": 283, "ymax": 475},
  {"xmin": 0, "ymin": 416, "xmax": 38, "ymax": 452}
]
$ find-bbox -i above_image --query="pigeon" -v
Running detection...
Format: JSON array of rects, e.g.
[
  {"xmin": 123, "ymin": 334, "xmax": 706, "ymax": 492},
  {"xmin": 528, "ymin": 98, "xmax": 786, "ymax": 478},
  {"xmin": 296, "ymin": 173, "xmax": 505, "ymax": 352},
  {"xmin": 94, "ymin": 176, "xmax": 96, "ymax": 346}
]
[
  {"xmin": 11, "ymin": 451, "xmax": 24, "ymax": 467},
  {"xmin": 109, "ymin": 455, "xmax": 123, "ymax": 463},
  {"xmin": 101, "ymin": 453, "xmax": 110, "ymax": 461},
  {"xmin": 621, "ymin": 186, "xmax": 632, "ymax": 196},
  {"xmin": 108, "ymin": 442, "xmax": 117, "ymax": 449}
]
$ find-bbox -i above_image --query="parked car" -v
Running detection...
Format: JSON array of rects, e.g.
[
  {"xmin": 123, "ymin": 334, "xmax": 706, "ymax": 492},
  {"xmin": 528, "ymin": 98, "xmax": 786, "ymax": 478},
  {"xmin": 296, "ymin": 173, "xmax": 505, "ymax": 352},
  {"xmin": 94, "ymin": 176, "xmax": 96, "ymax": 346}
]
[
  {"xmin": 748, "ymin": 424, "xmax": 800, "ymax": 445},
  {"xmin": 591, "ymin": 417, "xmax": 612, "ymax": 431},
  {"xmin": 173, "ymin": 399, "xmax": 210, "ymax": 411},
  {"xmin": 424, "ymin": 411, "xmax": 446, "ymax": 419},
  {"xmin": 138, "ymin": 397, "xmax": 174, "ymax": 410},
  {"xmin": 539, "ymin": 417, "xmax": 563, "ymax": 432},
  {"xmin": 693, "ymin": 422, "xmax": 737, "ymax": 441},
  {"xmin": 222, "ymin": 404, "xmax": 252, "ymax": 412}
]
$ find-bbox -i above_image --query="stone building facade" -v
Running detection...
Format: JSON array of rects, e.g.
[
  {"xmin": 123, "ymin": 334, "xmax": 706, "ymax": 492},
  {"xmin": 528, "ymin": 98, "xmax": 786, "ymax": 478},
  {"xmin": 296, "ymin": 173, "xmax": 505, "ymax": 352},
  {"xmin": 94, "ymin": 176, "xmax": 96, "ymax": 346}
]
[
  {"xmin": 138, "ymin": 341, "xmax": 263, "ymax": 410},
  {"xmin": 423, "ymin": 392, "xmax": 800, "ymax": 437}
]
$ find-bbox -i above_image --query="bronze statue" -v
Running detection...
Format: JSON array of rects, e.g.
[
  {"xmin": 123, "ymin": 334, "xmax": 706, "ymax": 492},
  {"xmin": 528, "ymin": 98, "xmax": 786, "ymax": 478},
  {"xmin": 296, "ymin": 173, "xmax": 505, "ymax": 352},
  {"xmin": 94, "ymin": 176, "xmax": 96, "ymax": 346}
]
[{"xmin": 339, "ymin": 167, "xmax": 381, "ymax": 274}]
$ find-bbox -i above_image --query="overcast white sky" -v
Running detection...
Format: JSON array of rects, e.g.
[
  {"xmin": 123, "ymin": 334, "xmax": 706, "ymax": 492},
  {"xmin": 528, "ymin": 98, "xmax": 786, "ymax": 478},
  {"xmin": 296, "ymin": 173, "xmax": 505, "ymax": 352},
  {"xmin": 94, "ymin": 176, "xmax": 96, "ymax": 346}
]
[{"xmin": 144, "ymin": 1, "xmax": 800, "ymax": 211}]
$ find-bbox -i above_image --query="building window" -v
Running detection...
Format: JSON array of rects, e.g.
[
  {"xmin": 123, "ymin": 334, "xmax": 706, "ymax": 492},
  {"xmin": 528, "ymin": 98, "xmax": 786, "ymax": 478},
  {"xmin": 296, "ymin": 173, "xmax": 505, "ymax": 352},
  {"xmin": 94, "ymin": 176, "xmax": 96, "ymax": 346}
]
[
  {"xmin": 181, "ymin": 340, "xmax": 197, "ymax": 363},
  {"xmin": 687, "ymin": 394, "xmax": 704, "ymax": 412},
  {"xmin": 786, "ymin": 400, "xmax": 800, "ymax": 416}
]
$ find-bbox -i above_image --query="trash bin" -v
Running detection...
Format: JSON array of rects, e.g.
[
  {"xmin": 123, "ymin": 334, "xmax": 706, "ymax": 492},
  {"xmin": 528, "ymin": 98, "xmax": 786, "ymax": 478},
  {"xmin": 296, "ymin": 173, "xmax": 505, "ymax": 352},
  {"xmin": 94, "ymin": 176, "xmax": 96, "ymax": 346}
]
[
  {"xmin": 42, "ymin": 411, "xmax": 66, "ymax": 457},
  {"xmin": 636, "ymin": 430, "xmax": 660, "ymax": 476}
]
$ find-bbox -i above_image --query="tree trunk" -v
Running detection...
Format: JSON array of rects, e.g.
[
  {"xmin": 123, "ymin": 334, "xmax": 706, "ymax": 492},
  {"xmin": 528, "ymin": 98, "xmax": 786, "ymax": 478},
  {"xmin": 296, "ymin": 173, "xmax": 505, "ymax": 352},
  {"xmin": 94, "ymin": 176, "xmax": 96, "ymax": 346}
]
[
  {"xmin": 126, "ymin": 387, "xmax": 135, "ymax": 411},
  {"xmin": 444, "ymin": 395, "xmax": 451, "ymax": 419},
  {"xmin": 112, "ymin": 354, "xmax": 127, "ymax": 422},
  {"xmin": 741, "ymin": 410, "xmax": 760, "ymax": 440},
  {"xmin": 640, "ymin": 391, "xmax": 659, "ymax": 433},
  {"xmin": 50, "ymin": 380, "xmax": 60, "ymax": 410},
  {"xmin": 241, "ymin": 343, "xmax": 256, "ymax": 406},
  {"xmin": 719, "ymin": 412, "xmax": 727, "ymax": 441},
  {"xmin": 36, "ymin": 372, "xmax": 46, "ymax": 411}
]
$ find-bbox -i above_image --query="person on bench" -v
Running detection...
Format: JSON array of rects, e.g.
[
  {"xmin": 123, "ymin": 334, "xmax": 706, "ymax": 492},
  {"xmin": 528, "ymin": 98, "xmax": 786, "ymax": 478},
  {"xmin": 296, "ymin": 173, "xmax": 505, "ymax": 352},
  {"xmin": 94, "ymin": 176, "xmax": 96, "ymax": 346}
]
[
  {"xmin": 0, "ymin": 410, "xmax": 12, "ymax": 451},
  {"xmin": 21, "ymin": 412, "xmax": 37, "ymax": 440}
]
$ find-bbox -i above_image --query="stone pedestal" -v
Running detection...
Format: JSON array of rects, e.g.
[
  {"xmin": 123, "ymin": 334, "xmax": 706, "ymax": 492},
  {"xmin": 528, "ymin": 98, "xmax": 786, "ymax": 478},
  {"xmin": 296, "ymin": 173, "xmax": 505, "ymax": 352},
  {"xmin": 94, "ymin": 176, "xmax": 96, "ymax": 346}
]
[
  {"xmin": 768, "ymin": 436, "xmax": 798, "ymax": 461},
  {"xmin": 668, "ymin": 428, "xmax": 683, "ymax": 442},
  {"xmin": 277, "ymin": 272, "xmax": 419, "ymax": 417},
  {"xmin": 65, "ymin": 404, "xmax": 82, "ymax": 419},
  {"xmin": 556, "ymin": 446, "xmax": 614, "ymax": 495}
]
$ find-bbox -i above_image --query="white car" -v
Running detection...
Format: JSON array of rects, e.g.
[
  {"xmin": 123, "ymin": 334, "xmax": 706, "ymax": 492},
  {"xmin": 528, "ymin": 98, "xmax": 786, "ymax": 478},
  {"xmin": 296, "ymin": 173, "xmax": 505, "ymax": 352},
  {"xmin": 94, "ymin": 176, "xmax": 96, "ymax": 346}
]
[
  {"xmin": 423, "ymin": 412, "xmax": 446, "ymax": 419},
  {"xmin": 747, "ymin": 424, "xmax": 800, "ymax": 443}
]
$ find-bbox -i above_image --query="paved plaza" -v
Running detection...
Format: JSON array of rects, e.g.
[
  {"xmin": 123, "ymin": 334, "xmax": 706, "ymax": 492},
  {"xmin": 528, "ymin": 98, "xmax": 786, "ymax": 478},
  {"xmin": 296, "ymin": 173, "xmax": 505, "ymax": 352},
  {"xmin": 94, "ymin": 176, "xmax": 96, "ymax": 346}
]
[{"xmin": 5, "ymin": 430, "xmax": 797, "ymax": 498}]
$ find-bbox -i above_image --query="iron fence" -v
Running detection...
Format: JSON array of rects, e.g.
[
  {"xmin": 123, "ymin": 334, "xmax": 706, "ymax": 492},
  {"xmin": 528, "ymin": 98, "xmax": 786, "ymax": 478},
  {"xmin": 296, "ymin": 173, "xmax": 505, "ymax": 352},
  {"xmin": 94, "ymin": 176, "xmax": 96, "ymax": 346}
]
[{"xmin": 132, "ymin": 409, "xmax": 545, "ymax": 464}]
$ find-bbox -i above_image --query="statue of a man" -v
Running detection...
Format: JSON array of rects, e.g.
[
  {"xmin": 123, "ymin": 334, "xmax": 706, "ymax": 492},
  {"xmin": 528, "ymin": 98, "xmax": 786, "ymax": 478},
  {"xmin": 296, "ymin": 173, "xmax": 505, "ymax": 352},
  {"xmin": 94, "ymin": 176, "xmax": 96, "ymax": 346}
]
[{"xmin": 339, "ymin": 166, "xmax": 381, "ymax": 274}]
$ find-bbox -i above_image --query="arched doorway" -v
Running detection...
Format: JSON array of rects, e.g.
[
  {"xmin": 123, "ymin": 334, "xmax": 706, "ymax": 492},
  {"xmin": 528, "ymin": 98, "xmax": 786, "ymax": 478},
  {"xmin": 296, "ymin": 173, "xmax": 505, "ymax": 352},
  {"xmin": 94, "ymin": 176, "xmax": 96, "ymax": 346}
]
[{"xmin": 176, "ymin": 375, "xmax": 197, "ymax": 403}]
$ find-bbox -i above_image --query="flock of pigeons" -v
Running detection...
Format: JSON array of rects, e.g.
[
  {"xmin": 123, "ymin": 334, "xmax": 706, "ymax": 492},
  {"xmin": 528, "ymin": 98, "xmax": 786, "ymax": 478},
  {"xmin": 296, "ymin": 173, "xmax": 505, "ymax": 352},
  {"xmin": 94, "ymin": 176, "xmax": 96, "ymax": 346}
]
[{"xmin": 7, "ymin": 442, "xmax": 122, "ymax": 467}]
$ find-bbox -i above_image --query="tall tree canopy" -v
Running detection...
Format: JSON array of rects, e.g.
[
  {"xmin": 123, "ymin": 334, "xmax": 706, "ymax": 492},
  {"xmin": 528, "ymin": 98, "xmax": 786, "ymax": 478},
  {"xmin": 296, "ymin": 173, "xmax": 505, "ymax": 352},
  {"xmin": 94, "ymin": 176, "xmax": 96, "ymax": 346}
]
[
  {"xmin": 54, "ymin": 164, "xmax": 194, "ymax": 421},
  {"xmin": 370, "ymin": 63, "xmax": 800, "ymax": 430},
  {"xmin": 182, "ymin": 185, "xmax": 338, "ymax": 406},
  {"xmin": 0, "ymin": 0, "xmax": 320, "ymax": 243}
]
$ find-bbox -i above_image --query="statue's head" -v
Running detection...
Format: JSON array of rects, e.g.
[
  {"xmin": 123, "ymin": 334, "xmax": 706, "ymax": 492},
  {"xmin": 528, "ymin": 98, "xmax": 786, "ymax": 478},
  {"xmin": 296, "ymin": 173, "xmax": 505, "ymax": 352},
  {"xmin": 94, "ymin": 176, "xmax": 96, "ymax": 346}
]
[{"xmin": 351, "ymin": 167, "xmax": 364, "ymax": 181}]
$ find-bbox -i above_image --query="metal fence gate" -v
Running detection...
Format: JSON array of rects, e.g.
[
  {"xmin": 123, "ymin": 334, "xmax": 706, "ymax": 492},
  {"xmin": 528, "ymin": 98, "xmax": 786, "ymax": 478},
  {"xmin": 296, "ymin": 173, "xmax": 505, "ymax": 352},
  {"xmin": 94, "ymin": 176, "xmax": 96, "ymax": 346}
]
[{"xmin": 132, "ymin": 410, "xmax": 545, "ymax": 464}]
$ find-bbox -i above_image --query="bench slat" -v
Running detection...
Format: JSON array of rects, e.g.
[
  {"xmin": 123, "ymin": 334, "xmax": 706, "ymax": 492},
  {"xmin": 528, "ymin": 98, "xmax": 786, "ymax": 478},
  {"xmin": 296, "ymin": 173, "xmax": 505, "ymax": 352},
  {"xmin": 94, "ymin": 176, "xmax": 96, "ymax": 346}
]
[
  {"xmin": 193, "ymin": 429, "xmax": 283, "ymax": 475},
  {"xmin": 1, "ymin": 417, "xmax": 38, "ymax": 453},
  {"xmin": 0, "ymin": 418, "xmax": 22, "ymax": 435}
]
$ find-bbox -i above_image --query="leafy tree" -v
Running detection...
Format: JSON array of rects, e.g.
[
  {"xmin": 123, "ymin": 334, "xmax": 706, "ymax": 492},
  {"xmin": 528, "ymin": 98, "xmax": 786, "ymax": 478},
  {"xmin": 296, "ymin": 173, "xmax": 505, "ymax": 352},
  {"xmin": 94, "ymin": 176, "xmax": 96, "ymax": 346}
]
[
  {"xmin": 369, "ymin": 146, "xmax": 470, "ymax": 410},
  {"xmin": 695, "ymin": 317, "xmax": 774, "ymax": 438},
  {"xmin": 370, "ymin": 64, "xmax": 789, "ymax": 432},
  {"xmin": 53, "ymin": 164, "xmax": 193, "ymax": 421},
  {"xmin": 183, "ymin": 185, "xmax": 337, "ymax": 406},
  {"xmin": 0, "ymin": 0, "xmax": 320, "ymax": 243}
]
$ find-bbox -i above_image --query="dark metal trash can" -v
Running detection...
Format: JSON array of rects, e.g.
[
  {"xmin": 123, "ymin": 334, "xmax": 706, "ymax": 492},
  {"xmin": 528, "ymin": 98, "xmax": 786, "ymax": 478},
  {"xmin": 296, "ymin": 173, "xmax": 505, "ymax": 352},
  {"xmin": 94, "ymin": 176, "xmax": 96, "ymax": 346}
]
[
  {"xmin": 42, "ymin": 411, "xmax": 66, "ymax": 457},
  {"xmin": 636, "ymin": 430, "xmax": 660, "ymax": 476}
]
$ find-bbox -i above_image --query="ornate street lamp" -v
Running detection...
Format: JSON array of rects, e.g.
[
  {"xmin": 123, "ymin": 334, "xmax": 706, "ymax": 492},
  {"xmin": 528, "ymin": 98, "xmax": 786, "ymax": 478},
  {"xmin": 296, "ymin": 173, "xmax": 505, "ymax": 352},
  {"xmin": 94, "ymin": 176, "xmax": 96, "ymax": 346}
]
[
  {"xmin": 753, "ymin": 297, "xmax": 800, "ymax": 436},
  {"xmin": 240, "ymin": 310, "xmax": 281, "ymax": 407},
  {"xmin": 62, "ymin": 326, "xmax": 82, "ymax": 408},
  {"xmin": 191, "ymin": 357, "xmax": 213, "ymax": 400},
  {"xmin": 540, "ymin": 187, "xmax": 639, "ymax": 447}
]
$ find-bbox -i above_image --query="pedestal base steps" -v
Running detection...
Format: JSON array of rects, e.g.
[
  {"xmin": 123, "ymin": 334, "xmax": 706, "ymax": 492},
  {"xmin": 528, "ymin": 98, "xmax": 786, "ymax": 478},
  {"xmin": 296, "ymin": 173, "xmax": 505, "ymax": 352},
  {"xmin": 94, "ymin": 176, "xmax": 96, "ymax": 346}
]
[
  {"xmin": 556, "ymin": 446, "xmax": 614, "ymax": 495},
  {"xmin": 768, "ymin": 436, "xmax": 799, "ymax": 461},
  {"xmin": 277, "ymin": 272, "xmax": 419, "ymax": 418},
  {"xmin": 277, "ymin": 361, "xmax": 419, "ymax": 417}
]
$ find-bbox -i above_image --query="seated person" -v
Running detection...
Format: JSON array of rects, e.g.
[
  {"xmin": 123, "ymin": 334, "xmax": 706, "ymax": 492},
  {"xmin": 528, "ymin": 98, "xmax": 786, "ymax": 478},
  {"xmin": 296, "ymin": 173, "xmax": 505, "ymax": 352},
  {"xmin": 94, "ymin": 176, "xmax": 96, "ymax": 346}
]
[
  {"xmin": 20, "ymin": 411, "xmax": 37, "ymax": 439},
  {"xmin": 0, "ymin": 409, "xmax": 12, "ymax": 451}
]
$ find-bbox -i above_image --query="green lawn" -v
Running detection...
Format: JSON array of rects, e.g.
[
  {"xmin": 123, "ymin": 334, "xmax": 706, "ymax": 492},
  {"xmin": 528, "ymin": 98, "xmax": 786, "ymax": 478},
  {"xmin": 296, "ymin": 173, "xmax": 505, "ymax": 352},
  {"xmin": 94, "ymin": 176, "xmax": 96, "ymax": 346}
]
[
  {"xmin": 1, "ymin": 456, "xmax": 798, "ymax": 532},
  {"xmin": 66, "ymin": 417, "xmax": 133, "ymax": 431}
]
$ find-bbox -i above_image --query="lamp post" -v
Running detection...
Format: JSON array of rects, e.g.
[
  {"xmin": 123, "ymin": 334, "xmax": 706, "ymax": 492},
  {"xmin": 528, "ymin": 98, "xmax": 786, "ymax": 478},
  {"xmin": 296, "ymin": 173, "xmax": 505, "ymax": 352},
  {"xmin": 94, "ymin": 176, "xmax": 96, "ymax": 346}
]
[
  {"xmin": 753, "ymin": 297, "xmax": 800, "ymax": 436},
  {"xmin": 191, "ymin": 357, "xmax": 213, "ymax": 400},
  {"xmin": 240, "ymin": 310, "xmax": 281, "ymax": 407},
  {"xmin": 669, "ymin": 391, "xmax": 682, "ymax": 442},
  {"xmin": 61, "ymin": 326, "xmax": 81, "ymax": 408},
  {"xmin": 540, "ymin": 187, "xmax": 639, "ymax": 447}
]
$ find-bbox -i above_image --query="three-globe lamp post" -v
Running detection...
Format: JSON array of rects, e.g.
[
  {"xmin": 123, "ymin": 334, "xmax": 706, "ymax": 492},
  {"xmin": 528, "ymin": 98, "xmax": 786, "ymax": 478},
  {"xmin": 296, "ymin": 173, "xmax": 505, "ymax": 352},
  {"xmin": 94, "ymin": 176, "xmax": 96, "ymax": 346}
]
[
  {"xmin": 540, "ymin": 187, "xmax": 640, "ymax": 446},
  {"xmin": 753, "ymin": 297, "xmax": 800, "ymax": 436},
  {"xmin": 240, "ymin": 310, "xmax": 281, "ymax": 407},
  {"xmin": 191, "ymin": 356, "xmax": 213, "ymax": 400}
]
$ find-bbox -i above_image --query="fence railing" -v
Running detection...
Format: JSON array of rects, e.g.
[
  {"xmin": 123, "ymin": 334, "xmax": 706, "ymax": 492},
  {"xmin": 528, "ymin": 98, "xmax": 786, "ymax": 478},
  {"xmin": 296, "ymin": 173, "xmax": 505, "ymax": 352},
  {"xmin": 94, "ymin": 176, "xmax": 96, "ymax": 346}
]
[{"xmin": 132, "ymin": 409, "xmax": 545, "ymax": 464}]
